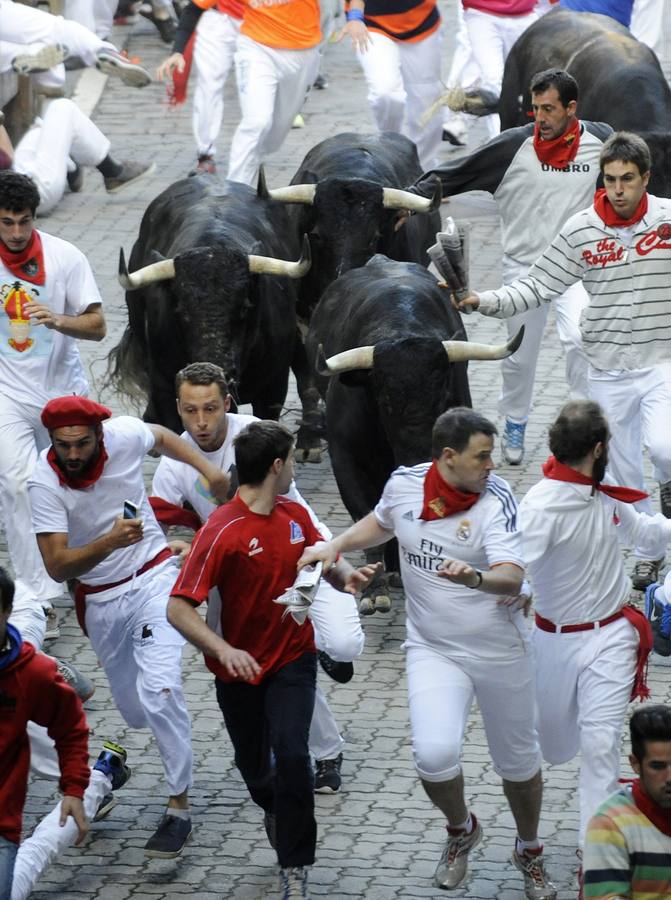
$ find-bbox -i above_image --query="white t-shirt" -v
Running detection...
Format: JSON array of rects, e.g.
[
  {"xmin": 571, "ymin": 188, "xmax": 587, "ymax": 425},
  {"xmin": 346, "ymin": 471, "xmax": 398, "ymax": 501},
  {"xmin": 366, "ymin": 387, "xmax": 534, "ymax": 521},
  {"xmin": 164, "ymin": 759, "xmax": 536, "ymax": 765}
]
[
  {"xmin": 28, "ymin": 416, "xmax": 168, "ymax": 592},
  {"xmin": 152, "ymin": 412, "xmax": 331, "ymax": 538},
  {"xmin": 0, "ymin": 230, "xmax": 101, "ymax": 405},
  {"xmin": 519, "ymin": 478, "xmax": 671, "ymax": 624},
  {"xmin": 374, "ymin": 463, "xmax": 527, "ymax": 658}
]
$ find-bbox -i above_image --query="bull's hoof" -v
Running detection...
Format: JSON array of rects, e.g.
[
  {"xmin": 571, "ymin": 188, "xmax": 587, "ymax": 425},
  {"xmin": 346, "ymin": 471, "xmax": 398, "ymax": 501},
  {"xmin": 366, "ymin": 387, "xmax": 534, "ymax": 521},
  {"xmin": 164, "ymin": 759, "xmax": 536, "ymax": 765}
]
[
  {"xmin": 296, "ymin": 446, "xmax": 323, "ymax": 464},
  {"xmin": 359, "ymin": 596, "xmax": 376, "ymax": 616},
  {"xmin": 373, "ymin": 594, "xmax": 391, "ymax": 614}
]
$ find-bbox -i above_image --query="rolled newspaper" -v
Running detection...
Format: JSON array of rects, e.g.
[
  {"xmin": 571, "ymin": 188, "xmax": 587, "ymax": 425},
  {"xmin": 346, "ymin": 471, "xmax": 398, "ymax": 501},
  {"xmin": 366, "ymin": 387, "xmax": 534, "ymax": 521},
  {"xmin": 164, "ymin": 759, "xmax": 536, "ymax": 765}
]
[
  {"xmin": 272, "ymin": 562, "xmax": 323, "ymax": 625},
  {"xmin": 428, "ymin": 216, "xmax": 469, "ymax": 302}
]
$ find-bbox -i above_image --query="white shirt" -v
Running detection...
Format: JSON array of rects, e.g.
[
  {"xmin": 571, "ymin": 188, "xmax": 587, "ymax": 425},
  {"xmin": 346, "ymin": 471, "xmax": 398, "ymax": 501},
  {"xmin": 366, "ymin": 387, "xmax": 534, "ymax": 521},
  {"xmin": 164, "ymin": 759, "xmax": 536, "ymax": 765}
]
[
  {"xmin": 28, "ymin": 417, "xmax": 168, "ymax": 593},
  {"xmin": 151, "ymin": 412, "xmax": 331, "ymax": 538},
  {"xmin": 374, "ymin": 463, "xmax": 527, "ymax": 657},
  {"xmin": 519, "ymin": 478, "xmax": 671, "ymax": 625},
  {"xmin": 0, "ymin": 230, "xmax": 101, "ymax": 405}
]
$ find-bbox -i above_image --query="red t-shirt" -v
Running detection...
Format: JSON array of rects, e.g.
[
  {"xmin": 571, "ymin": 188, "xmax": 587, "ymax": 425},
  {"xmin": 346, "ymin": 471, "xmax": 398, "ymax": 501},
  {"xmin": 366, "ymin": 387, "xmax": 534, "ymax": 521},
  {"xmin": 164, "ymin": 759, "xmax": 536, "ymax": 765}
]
[{"xmin": 172, "ymin": 493, "xmax": 321, "ymax": 684}]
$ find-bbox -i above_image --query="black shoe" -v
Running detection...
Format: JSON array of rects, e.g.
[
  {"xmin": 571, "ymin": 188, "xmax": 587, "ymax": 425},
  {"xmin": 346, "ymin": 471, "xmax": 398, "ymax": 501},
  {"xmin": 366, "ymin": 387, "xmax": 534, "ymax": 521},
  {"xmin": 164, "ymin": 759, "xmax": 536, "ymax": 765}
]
[
  {"xmin": 318, "ymin": 651, "xmax": 353, "ymax": 684},
  {"xmin": 93, "ymin": 792, "xmax": 117, "ymax": 822},
  {"xmin": 314, "ymin": 754, "xmax": 342, "ymax": 794},
  {"xmin": 67, "ymin": 163, "xmax": 84, "ymax": 193},
  {"xmin": 264, "ymin": 811, "xmax": 277, "ymax": 849},
  {"xmin": 313, "ymin": 73, "xmax": 328, "ymax": 90},
  {"xmin": 144, "ymin": 814, "xmax": 192, "ymax": 858},
  {"xmin": 139, "ymin": 6, "xmax": 177, "ymax": 43}
]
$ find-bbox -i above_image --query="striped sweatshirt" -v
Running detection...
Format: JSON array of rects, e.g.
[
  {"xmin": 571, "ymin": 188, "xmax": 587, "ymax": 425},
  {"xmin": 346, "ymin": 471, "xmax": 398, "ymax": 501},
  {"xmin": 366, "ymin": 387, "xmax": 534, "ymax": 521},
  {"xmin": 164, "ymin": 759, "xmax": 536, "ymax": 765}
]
[
  {"xmin": 477, "ymin": 194, "xmax": 671, "ymax": 372},
  {"xmin": 583, "ymin": 786, "xmax": 671, "ymax": 899}
]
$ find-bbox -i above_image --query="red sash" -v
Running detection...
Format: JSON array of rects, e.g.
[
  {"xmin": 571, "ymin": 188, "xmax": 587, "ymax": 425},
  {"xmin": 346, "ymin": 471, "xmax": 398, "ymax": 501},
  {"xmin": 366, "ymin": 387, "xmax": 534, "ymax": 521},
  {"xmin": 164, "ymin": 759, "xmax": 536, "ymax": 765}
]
[{"xmin": 149, "ymin": 496, "xmax": 201, "ymax": 532}]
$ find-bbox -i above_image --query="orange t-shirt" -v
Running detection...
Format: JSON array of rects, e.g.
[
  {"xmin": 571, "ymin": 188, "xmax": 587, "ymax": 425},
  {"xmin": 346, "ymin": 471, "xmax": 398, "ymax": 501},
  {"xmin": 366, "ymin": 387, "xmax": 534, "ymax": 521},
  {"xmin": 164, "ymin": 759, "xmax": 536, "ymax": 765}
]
[
  {"xmin": 193, "ymin": 0, "xmax": 244, "ymax": 19},
  {"xmin": 241, "ymin": 0, "xmax": 321, "ymax": 50}
]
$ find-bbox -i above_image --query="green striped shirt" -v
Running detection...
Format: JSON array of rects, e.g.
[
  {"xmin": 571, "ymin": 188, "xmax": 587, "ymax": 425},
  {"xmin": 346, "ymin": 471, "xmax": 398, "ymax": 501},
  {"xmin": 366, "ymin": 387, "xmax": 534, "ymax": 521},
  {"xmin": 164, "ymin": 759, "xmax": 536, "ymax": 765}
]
[{"xmin": 583, "ymin": 786, "xmax": 671, "ymax": 899}]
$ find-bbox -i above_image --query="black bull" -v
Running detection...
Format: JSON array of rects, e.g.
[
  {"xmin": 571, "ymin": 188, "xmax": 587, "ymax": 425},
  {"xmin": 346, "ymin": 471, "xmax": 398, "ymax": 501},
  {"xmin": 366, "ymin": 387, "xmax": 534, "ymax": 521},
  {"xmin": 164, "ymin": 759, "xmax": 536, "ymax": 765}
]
[
  {"xmin": 307, "ymin": 255, "xmax": 522, "ymax": 610},
  {"xmin": 108, "ymin": 177, "xmax": 312, "ymax": 436}
]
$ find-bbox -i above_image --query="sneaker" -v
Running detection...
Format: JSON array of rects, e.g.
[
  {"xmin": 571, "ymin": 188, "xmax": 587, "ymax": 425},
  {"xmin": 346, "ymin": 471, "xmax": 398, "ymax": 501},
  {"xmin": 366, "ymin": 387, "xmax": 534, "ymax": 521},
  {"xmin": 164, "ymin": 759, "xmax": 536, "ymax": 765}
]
[
  {"xmin": 67, "ymin": 163, "xmax": 84, "ymax": 194},
  {"xmin": 144, "ymin": 813, "xmax": 192, "ymax": 858},
  {"xmin": 96, "ymin": 48, "xmax": 151, "ymax": 88},
  {"xmin": 93, "ymin": 791, "xmax": 117, "ymax": 822},
  {"xmin": 318, "ymin": 650, "xmax": 353, "ymax": 684},
  {"xmin": 314, "ymin": 753, "xmax": 342, "ymax": 794},
  {"xmin": 502, "ymin": 418, "xmax": 527, "ymax": 466},
  {"xmin": 192, "ymin": 154, "xmax": 216, "ymax": 175},
  {"xmin": 434, "ymin": 815, "xmax": 483, "ymax": 889},
  {"xmin": 93, "ymin": 741, "xmax": 132, "ymax": 791},
  {"xmin": 632, "ymin": 558, "xmax": 664, "ymax": 591},
  {"xmin": 43, "ymin": 606, "xmax": 60, "ymax": 641},
  {"xmin": 139, "ymin": 5, "xmax": 177, "ymax": 43},
  {"xmin": 279, "ymin": 866, "xmax": 311, "ymax": 899},
  {"xmin": 12, "ymin": 43, "xmax": 69, "ymax": 75},
  {"xmin": 512, "ymin": 846, "xmax": 557, "ymax": 900},
  {"xmin": 313, "ymin": 73, "xmax": 328, "ymax": 90},
  {"xmin": 660, "ymin": 480, "xmax": 671, "ymax": 518},
  {"xmin": 264, "ymin": 811, "xmax": 277, "ymax": 849},
  {"xmin": 292, "ymin": 114, "xmax": 305, "ymax": 129},
  {"xmin": 104, "ymin": 160, "xmax": 156, "ymax": 193},
  {"xmin": 54, "ymin": 657, "xmax": 95, "ymax": 702}
]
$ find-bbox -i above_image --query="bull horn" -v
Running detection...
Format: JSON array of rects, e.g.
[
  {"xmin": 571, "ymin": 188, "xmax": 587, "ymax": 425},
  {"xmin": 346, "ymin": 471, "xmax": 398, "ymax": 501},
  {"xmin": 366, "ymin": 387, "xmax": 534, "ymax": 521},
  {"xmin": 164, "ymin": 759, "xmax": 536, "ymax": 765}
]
[
  {"xmin": 317, "ymin": 342, "xmax": 375, "ymax": 376},
  {"xmin": 248, "ymin": 235, "xmax": 311, "ymax": 278},
  {"xmin": 442, "ymin": 325, "xmax": 525, "ymax": 362},
  {"xmin": 382, "ymin": 185, "xmax": 440, "ymax": 213},
  {"xmin": 118, "ymin": 248, "xmax": 176, "ymax": 290},
  {"xmin": 267, "ymin": 183, "xmax": 317, "ymax": 205}
]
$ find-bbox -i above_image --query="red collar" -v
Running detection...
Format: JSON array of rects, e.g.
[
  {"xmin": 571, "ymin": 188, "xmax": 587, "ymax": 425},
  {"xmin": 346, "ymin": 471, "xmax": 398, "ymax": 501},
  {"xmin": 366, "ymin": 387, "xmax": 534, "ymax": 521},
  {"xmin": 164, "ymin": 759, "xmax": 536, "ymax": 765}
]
[
  {"xmin": 631, "ymin": 780, "xmax": 671, "ymax": 837},
  {"xmin": 0, "ymin": 230, "xmax": 45, "ymax": 286},
  {"xmin": 419, "ymin": 461, "xmax": 481, "ymax": 521},
  {"xmin": 594, "ymin": 188, "xmax": 649, "ymax": 227},
  {"xmin": 542, "ymin": 455, "xmax": 648, "ymax": 503},
  {"xmin": 47, "ymin": 442, "xmax": 108, "ymax": 490},
  {"xmin": 533, "ymin": 118, "xmax": 581, "ymax": 169}
]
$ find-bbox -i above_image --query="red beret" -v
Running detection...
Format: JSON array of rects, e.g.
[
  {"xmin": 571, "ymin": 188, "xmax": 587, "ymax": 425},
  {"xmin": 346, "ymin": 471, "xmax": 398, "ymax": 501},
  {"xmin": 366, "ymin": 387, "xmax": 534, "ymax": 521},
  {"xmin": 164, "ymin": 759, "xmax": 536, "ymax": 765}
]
[{"xmin": 41, "ymin": 396, "xmax": 112, "ymax": 431}]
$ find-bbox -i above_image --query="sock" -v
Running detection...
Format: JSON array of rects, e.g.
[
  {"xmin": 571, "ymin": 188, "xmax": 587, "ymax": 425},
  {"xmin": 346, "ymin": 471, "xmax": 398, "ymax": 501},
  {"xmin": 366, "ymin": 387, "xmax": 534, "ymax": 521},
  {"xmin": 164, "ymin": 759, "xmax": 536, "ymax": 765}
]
[
  {"xmin": 96, "ymin": 155, "xmax": 123, "ymax": 179},
  {"xmin": 516, "ymin": 836, "xmax": 541, "ymax": 854},
  {"xmin": 166, "ymin": 807, "xmax": 190, "ymax": 820},
  {"xmin": 448, "ymin": 813, "xmax": 473, "ymax": 834}
]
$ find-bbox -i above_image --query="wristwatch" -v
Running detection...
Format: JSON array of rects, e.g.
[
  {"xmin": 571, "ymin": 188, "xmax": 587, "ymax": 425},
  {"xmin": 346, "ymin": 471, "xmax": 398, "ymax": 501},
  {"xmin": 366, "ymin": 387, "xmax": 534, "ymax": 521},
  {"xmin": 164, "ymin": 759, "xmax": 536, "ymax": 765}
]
[{"xmin": 468, "ymin": 569, "xmax": 483, "ymax": 589}]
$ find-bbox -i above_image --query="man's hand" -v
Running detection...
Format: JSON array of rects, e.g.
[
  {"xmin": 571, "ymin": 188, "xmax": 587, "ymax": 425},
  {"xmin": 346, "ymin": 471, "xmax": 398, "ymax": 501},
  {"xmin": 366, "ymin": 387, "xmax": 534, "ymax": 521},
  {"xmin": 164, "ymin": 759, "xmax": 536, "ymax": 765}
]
[
  {"xmin": 497, "ymin": 581, "xmax": 533, "ymax": 617},
  {"xmin": 451, "ymin": 291, "xmax": 480, "ymax": 313},
  {"xmin": 437, "ymin": 559, "xmax": 481, "ymax": 588},
  {"xmin": 59, "ymin": 796, "xmax": 89, "ymax": 846},
  {"xmin": 216, "ymin": 645, "xmax": 262, "ymax": 682},
  {"xmin": 25, "ymin": 302, "xmax": 62, "ymax": 330},
  {"xmin": 108, "ymin": 515, "xmax": 144, "ymax": 549},
  {"xmin": 168, "ymin": 539, "xmax": 191, "ymax": 565},
  {"xmin": 297, "ymin": 541, "xmax": 339, "ymax": 572},
  {"xmin": 203, "ymin": 468, "xmax": 231, "ymax": 504},
  {"xmin": 342, "ymin": 562, "xmax": 382, "ymax": 595},
  {"xmin": 337, "ymin": 19, "xmax": 371, "ymax": 52},
  {"xmin": 156, "ymin": 52, "xmax": 185, "ymax": 81}
]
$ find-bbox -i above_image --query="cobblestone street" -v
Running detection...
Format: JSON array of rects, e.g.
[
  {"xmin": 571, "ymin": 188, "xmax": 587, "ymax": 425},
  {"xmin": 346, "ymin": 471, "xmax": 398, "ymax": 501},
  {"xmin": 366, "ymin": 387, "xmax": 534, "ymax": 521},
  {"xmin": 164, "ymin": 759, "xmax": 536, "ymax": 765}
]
[{"xmin": 4, "ymin": 2, "xmax": 671, "ymax": 897}]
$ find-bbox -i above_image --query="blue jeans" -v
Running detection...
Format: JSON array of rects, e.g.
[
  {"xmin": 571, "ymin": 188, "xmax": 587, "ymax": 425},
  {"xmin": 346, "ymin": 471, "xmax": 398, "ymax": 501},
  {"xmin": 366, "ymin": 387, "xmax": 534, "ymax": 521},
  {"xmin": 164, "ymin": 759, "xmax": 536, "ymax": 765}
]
[{"xmin": 0, "ymin": 835, "xmax": 18, "ymax": 899}]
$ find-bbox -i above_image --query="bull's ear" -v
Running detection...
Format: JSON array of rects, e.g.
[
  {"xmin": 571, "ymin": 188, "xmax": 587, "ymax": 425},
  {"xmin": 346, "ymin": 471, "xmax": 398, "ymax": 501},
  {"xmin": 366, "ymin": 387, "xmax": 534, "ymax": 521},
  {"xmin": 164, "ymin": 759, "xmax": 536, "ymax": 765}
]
[
  {"xmin": 257, "ymin": 166, "xmax": 270, "ymax": 199},
  {"xmin": 148, "ymin": 249, "xmax": 168, "ymax": 263}
]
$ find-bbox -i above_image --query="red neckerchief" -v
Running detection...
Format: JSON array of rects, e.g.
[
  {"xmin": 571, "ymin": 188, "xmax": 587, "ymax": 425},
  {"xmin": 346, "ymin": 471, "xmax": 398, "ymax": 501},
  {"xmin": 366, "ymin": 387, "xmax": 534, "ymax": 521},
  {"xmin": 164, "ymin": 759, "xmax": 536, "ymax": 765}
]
[
  {"xmin": 46, "ymin": 442, "xmax": 108, "ymax": 490},
  {"xmin": 542, "ymin": 456, "xmax": 648, "ymax": 504},
  {"xmin": 533, "ymin": 118, "xmax": 581, "ymax": 169},
  {"xmin": 419, "ymin": 461, "xmax": 480, "ymax": 521},
  {"xmin": 631, "ymin": 779, "xmax": 671, "ymax": 836},
  {"xmin": 0, "ymin": 230, "xmax": 45, "ymax": 286},
  {"xmin": 594, "ymin": 188, "xmax": 649, "ymax": 227}
]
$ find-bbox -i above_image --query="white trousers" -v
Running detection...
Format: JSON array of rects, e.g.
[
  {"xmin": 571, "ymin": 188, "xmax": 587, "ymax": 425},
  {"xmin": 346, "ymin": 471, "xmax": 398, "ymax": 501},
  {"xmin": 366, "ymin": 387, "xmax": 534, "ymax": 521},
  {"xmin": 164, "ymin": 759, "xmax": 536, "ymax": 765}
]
[
  {"xmin": 463, "ymin": 7, "xmax": 537, "ymax": 139},
  {"xmin": 498, "ymin": 257, "xmax": 589, "ymax": 423},
  {"xmin": 356, "ymin": 28, "xmax": 444, "ymax": 170},
  {"xmin": 406, "ymin": 642, "xmax": 541, "ymax": 783},
  {"xmin": 533, "ymin": 617, "xmax": 638, "ymax": 847},
  {"xmin": 228, "ymin": 35, "xmax": 319, "ymax": 187},
  {"xmin": 0, "ymin": 395, "xmax": 62, "ymax": 605},
  {"xmin": 631, "ymin": 0, "xmax": 665, "ymax": 57},
  {"xmin": 13, "ymin": 98, "xmax": 109, "ymax": 215},
  {"xmin": 192, "ymin": 10, "xmax": 240, "ymax": 159},
  {"xmin": 588, "ymin": 364, "xmax": 671, "ymax": 520},
  {"xmin": 443, "ymin": 2, "xmax": 480, "ymax": 136},
  {"xmin": 309, "ymin": 684, "xmax": 345, "ymax": 760},
  {"xmin": 10, "ymin": 769, "xmax": 109, "ymax": 900},
  {"xmin": 84, "ymin": 562, "xmax": 193, "ymax": 797},
  {"xmin": 9, "ymin": 582, "xmax": 46, "ymax": 652},
  {"xmin": 64, "ymin": 0, "xmax": 118, "ymax": 38}
]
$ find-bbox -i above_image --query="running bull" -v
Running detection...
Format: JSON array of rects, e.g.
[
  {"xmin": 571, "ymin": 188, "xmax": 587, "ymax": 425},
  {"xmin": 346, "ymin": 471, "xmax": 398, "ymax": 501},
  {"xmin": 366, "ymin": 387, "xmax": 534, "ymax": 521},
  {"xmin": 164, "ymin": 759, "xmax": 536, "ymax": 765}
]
[
  {"xmin": 108, "ymin": 177, "xmax": 314, "ymax": 442},
  {"xmin": 307, "ymin": 254, "xmax": 523, "ymax": 613}
]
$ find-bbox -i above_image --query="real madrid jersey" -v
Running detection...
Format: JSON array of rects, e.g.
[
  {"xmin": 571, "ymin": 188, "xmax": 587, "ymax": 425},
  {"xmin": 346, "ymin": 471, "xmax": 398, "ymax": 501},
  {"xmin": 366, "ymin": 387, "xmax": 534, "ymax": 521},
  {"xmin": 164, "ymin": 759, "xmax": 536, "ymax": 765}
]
[{"xmin": 374, "ymin": 463, "xmax": 527, "ymax": 656}]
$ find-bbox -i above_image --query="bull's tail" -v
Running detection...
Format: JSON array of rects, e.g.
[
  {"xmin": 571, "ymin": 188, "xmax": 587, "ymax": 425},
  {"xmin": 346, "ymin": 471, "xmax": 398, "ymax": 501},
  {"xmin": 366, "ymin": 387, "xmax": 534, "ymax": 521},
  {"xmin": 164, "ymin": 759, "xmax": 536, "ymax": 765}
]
[
  {"xmin": 103, "ymin": 325, "xmax": 150, "ymax": 411},
  {"xmin": 420, "ymin": 87, "xmax": 500, "ymax": 126}
]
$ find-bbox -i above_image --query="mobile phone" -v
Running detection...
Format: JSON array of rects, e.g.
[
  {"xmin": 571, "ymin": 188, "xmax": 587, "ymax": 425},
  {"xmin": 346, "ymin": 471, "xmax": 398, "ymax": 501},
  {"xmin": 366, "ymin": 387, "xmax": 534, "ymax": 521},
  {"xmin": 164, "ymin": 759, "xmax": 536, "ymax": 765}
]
[{"xmin": 123, "ymin": 500, "xmax": 138, "ymax": 520}]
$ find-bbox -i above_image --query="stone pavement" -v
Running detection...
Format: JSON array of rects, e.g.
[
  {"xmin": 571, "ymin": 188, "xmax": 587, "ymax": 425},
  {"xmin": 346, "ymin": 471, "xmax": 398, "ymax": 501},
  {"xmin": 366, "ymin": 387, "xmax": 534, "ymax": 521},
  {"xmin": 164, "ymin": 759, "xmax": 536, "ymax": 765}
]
[{"xmin": 6, "ymin": 3, "xmax": 671, "ymax": 898}]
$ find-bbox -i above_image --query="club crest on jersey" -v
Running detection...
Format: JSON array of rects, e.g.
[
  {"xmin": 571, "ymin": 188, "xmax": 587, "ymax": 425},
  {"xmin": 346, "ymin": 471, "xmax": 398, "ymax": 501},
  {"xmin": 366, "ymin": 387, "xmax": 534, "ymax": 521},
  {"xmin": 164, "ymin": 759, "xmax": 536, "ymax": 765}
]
[
  {"xmin": 428, "ymin": 497, "xmax": 447, "ymax": 518},
  {"xmin": 289, "ymin": 521, "xmax": 305, "ymax": 544},
  {"xmin": 456, "ymin": 519, "xmax": 471, "ymax": 541},
  {"xmin": 248, "ymin": 537, "xmax": 264, "ymax": 557}
]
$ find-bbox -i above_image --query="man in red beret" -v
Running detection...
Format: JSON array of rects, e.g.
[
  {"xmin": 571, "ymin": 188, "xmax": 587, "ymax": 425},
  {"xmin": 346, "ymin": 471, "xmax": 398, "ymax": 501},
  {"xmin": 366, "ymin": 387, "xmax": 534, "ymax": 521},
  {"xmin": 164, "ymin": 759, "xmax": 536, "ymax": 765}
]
[
  {"xmin": 0, "ymin": 170, "xmax": 107, "ymax": 648},
  {"xmin": 27, "ymin": 395, "xmax": 230, "ymax": 859}
]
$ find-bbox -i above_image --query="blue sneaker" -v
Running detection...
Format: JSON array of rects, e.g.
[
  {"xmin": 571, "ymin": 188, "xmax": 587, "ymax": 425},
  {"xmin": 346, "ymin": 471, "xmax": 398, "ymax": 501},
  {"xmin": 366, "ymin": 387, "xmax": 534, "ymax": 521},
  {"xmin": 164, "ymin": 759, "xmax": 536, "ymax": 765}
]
[
  {"xmin": 645, "ymin": 582, "xmax": 663, "ymax": 620},
  {"xmin": 502, "ymin": 418, "xmax": 527, "ymax": 465},
  {"xmin": 93, "ymin": 741, "xmax": 131, "ymax": 791}
]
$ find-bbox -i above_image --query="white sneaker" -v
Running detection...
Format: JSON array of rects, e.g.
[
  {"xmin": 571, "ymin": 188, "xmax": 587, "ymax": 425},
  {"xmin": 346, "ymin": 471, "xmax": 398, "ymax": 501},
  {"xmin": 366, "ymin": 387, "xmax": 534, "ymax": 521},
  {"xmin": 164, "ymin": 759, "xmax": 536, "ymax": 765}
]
[
  {"xmin": 502, "ymin": 418, "xmax": 527, "ymax": 465},
  {"xmin": 434, "ymin": 816, "xmax": 483, "ymax": 889}
]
